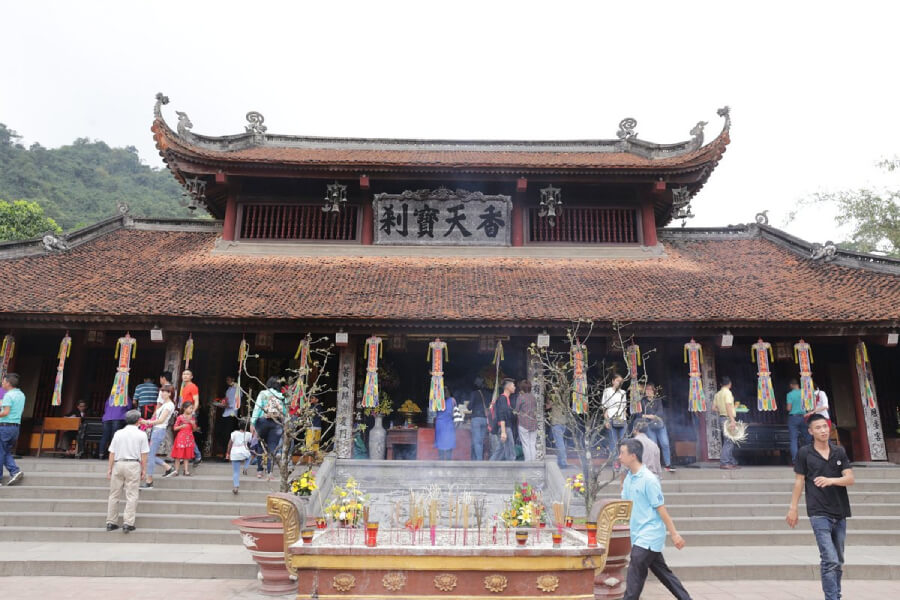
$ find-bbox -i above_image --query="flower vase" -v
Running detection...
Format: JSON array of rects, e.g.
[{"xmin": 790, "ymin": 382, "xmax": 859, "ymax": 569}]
[
  {"xmin": 515, "ymin": 529, "xmax": 529, "ymax": 546},
  {"xmin": 368, "ymin": 415, "xmax": 386, "ymax": 460}
]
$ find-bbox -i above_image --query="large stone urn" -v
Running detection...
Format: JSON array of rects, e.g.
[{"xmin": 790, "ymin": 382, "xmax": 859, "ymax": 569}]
[
  {"xmin": 368, "ymin": 415, "xmax": 386, "ymax": 460},
  {"xmin": 233, "ymin": 493, "xmax": 307, "ymax": 595},
  {"xmin": 591, "ymin": 499, "xmax": 633, "ymax": 600}
]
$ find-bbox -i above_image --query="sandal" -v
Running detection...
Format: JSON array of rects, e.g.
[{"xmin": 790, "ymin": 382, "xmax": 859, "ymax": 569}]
[
  {"xmin": 257, "ymin": 472, "xmax": 263, "ymax": 479},
  {"xmin": 184, "ymin": 472, "xmax": 192, "ymax": 476}
]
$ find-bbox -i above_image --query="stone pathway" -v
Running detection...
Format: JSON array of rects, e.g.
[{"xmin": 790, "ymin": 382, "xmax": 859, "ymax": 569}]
[{"xmin": 1, "ymin": 577, "xmax": 897, "ymax": 599}]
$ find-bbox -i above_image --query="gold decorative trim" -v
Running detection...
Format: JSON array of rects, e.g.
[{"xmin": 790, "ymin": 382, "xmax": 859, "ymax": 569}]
[
  {"xmin": 383, "ymin": 571, "xmax": 407, "ymax": 592},
  {"xmin": 309, "ymin": 595, "xmax": 592, "ymax": 600},
  {"xmin": 536, "ymin": 574, "xmax": 559, "ymax": 593},
  {"xmin": 596, "ymin": 500, "xmax": 632, "ymax": 553},
  {"xmin": 434, "ymin": 573, "xmax": 457, "ymax": 592},
  {"xmin": 484, "ymin": 574, "xmax": 508, "ymax": 593},
  {"xmin": 332, "ymin": 573, "xmax": 356, "ymax": 592},
  {"xmin": 291, "ymin": 554, "xmax": 595, "ymax": 572}
]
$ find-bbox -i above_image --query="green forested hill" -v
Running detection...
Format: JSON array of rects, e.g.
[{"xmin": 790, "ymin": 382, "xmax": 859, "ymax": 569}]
[{"xmin": 0, "ymin": 123, "xmax": 193, "ymax": 230}]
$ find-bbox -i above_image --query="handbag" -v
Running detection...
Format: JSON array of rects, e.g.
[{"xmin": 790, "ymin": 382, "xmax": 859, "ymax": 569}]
[{"xmin": 609, "ymin": 418, "xmax": 626, "ymax": 429}]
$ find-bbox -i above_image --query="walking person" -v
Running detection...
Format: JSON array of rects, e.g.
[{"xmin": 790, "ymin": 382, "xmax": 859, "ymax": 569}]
[
  {"xmin": 99, "ymin": 392, "xmax": 129, "ymax": 460},
  {"xmin": 133, "ymin": 376, "xmax": 159, "ymax": 421},
  {"xmin": 251, "ymin": 377, "xmax": 286, "ymax": 481},
  {"xmin": 0, "ymin": 373, "xmax": 25, "ymax": 486},
  {"xmin": 214, "ymin": 375, "xmax": 240, "ymax": 455},
  {"xmin": 602, "ymin": 375, "xmax": 628, "ymax": 468},
  {"xmin": 632, "ymin": 420, "xmax": 662, "ymax": 478},
  {"xmin": 488, "ymin": 379, "xmax": 516, "ymax": 461},
  {"xmin": 171, "ymin": 402, "xmax": 199, "ymax": 476},
  {"xmin": 618, "ymin": 438, "xmax": 692, "ymax": 600},
  {"xmin": 227, "ymin": 420, "xmax": 252, "ymax": 494},
  {"xmin": 786, "ymin": 379, "xmax": 811, "ymax": 464},
  {"xmin": 434, "ymin": 388, "xmax": 457, "ymax": 461},
  {"xmin": 806, "ymin": 387, "xmax": 831, "ymax": 428},
  {"xmin": 642, "ymin": 382, "xmax": 675, "ymax": 473},
  {"xmin": 548, "ymin": 393, "xmax": 569, "ymax": 469},
  {"xmin": 139, "ymin": 384, "xmax": 176, "ymax": 488},
  {"xmin": 787, "ymin": 414, "xmax": 854, "ymax": 600},
  {"xmin": 515, "ymin": 379, "xmax": 539, "ymax": 461},
  {"xmin": 105, "ymin": 410, "xmax": 149, "ymax": 533},
  {"xmin": 469, "ymin": 377, "xmax": 490, "ymax": 460},
  {"xmin": 713, "ymin": 377, "xmax": 739, "ymax": 470}
]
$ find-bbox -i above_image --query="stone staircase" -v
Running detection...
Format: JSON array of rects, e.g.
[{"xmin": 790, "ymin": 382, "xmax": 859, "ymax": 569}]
[
  {"xmin": 574, "ymin": 464, "xmax": 900, "ymax": 580},
  {"xmin": 1, "ymin": 457, "xmax": 898, "ymax": 582},
  {"xmin": 0, "ymin": 457, "xmax": 264, "ymax": 577}
]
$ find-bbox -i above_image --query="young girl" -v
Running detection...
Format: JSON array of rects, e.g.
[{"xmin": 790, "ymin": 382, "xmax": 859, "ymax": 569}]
[
  {"xmin": 226, "ymin": 421, "xmax": 253, "ymax": 494},
  {"xmin": 171, "ymin": 403, "xmax": 198, "ymax": 476}
]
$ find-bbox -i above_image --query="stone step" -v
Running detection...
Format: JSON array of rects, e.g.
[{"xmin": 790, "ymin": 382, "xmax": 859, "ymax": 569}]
[
  {"xmin": 0, "ymin": 485, "xmax": 272, "ymax": 502},
  {"xmin": 675, "ymin": 515, "xmax": 900, "ymax": 532},
  {"xmin": 664, "ymin": 545, "xmax": 900, "ymax": 581},
  {"xmin": 0, "ymin": 526, "xmax": 240, "ymax": 545},
  {"xmin": 13, "ymin": 458, "xmax": 241, "ymax": 474},
  {"xmin": 665, "ymin": 502, "xmax": 900, "ymax": 518},
  {"xmin": 11, "ymin": 472, "xmax": 282, "ymax": 491},
  {"xmin": 0, "ymin": 498, "xmax": 264, "ymax": 516},
  {"xmin": 0, "ymin": 512, "xmax": 239, "ymax": 530},
  {"xmin": 641, "ymin": 490, "xmax": 898, "ymax": 505},
  {"xmin": 680, "ymin": 529, "xmax": 900, "ymax": 546},
  {"xmin": 608, "ymin": 479, "xmax": 900, "ymax": 493},
  {"xmin": 0, "ymin": 542, "xmax": 256, "ymax": 579}
]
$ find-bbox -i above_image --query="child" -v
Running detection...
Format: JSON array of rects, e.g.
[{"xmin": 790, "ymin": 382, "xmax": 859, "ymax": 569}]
[
  {"xmin": 171, "ymin": 403, "xmax": 198, "ymax": 476},
  {"xmin": 227, "ymin": 421, "xmax": 253, "ymax": 494}
]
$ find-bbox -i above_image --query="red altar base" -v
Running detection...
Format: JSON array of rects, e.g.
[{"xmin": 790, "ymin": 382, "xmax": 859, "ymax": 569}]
[{"xmin": 289, "ymin": 528, "xmax": 604, "ymax": 600}]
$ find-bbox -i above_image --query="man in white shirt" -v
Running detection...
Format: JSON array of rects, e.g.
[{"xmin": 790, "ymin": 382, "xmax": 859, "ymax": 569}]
[
  {"xmin": 106, "ymin": 410, "xmax": 149, "ymax": 533},
  {"xmin": 633, "ymin": 420, "xmax": 663, "ymax": 478}
]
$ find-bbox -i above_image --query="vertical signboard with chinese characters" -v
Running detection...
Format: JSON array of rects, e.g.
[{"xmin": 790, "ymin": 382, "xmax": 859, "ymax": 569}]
[{"xmin": 374, "ymin": 188, "xmax": 512, "ymax": 246}]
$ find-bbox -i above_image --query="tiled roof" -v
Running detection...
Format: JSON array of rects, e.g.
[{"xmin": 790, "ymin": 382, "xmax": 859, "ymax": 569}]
[{"xmin": 2, "ymin": 228, "xmax": 898, "ymax": 326}]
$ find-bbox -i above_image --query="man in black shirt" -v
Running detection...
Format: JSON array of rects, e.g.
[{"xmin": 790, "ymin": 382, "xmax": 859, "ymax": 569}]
[
  {"xmin": 786, "ymin": 414, "xmax": 854, "ymax": 600},
  {"xmin": 488, "ymin": 379, "xmax": 515, "ymax": 461}
]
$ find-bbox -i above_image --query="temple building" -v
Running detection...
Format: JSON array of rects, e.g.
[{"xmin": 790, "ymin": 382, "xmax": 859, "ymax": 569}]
[{"xmin": 1, "ymin": 94, "xmax": 897, "ymax": 464}]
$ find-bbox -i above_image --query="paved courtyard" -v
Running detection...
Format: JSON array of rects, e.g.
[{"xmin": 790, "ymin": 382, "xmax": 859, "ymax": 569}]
[{"xmin": 1, "ymin": 577, "xmax": 897, "ymax": 599}]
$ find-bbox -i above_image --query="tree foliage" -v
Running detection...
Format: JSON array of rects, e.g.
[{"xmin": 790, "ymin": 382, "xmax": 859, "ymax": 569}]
[
  {"xmin": 0, "ymin": 122, "xmax": 191, "ymax": 232},
  {"xmin": 0, "ymin": 199, "xmax": 62, "ymax": 241},
  {"xmin": 789, "ymin": 157, "xmax": 900, "ymax": 256}
]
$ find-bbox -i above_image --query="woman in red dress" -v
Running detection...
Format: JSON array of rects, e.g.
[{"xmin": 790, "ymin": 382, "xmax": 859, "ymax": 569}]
[{"xmin": 171, "ymin": 402, "xmax": 198, "ymax": 476}]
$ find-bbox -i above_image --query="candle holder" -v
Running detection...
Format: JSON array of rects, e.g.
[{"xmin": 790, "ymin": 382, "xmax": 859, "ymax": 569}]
[
  {"xmin": 552, "ymin": 532, "xmax": 562, "ymax": 548},
  {"xmin": 315, "ymin": 517, "xmax": 327, "ymax": 530},
  {"xmin": 585, "ymin": 522, "xmax": 598, "ymax": 548},
  {"xmin": 515, "ymin": 529, "xmax": 529, "ymax": 546},
  {"xmin": 301, "ymin": 528, "xmax": 315, "ymax": 544},
  {"xmin": 365, "ymin": 522, "xmax": 379, "ymax": 547},
  {"xmin": 565, "ymin": 515, "xmax": 574, "ymax": 528}
]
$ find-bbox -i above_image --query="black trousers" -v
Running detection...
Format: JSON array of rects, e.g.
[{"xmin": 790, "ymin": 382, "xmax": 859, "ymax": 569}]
[{"xmin": 624, "ymin": 544, "xmax": 692, "ymax": 600}]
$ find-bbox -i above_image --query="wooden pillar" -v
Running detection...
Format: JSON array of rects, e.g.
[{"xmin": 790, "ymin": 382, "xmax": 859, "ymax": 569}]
[
  {"xmin": 360, "ymin": 176, "xmax": 373, "ymax": 245},
  {"xmin": 640, "ymin": 201, "xmax": 658, "ymax": 247},
  {"xmin": 61, "ymin": 331, "xmax": 86, "ymax": 414},
  {"xmin": 527, "ymin": 351, "xmax": 546, "ymax": 460},
  {"xmin": 849, "ymin": 341, "xmax": 887, "ymax": 461},
  {"xmin": 222, "ymin": 195, "xmax": 238, "ymax": 242},
  {"xmin": 335, "ymin": 342, "xmax": 357, "ymax": 459},
  {"xmin": 700, "ymin": 341, "xmax": 719, "ymax": 461}
]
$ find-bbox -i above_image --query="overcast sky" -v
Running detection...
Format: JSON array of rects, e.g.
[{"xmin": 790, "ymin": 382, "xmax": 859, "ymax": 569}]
[{"xmin": 3, "ymin": 1, "xmax": 898, "ymax": 242}]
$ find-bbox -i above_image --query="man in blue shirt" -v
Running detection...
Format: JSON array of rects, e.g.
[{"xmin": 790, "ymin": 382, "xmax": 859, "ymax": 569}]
[
  {"xmin": 0, "ymin": 373, "xmax": 26, "ymax": 486},
  {"xmin": 133, "ymin": 376, "xmax": 160, "ymax": 420},
  {"xmin": 786, "ymin": 379, "xmax": 811, "ymax": 463},
  {"xmin": 619, "ymin": 438, "xmax": 691, "ymax": 600}
]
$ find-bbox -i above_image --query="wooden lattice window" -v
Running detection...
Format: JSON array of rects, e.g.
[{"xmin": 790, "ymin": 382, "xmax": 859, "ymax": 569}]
[
  {"xmin": 239, "ymin": 204, "xmax": 359, "ymax": 241},
  {"xmin": 528, "ymin": 207, "xmax": 639, "ymax": 244}
]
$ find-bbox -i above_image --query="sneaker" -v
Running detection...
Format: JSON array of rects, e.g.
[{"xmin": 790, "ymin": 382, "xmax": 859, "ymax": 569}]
[
  {"xmin": 7, "ymin": 471, "xmax": 23, "ymax": 486},
  {"xmin": 163, "ymin": 468, "xmax": 177, "ymax": 478},
  {"xmin": 665, "ymin": 466, "xmax": 676, "ymax": 473},
  {"xmin": 140, "ymin": 481, "xmax": 153, "ymax": 489},
  {"xmin": 192, "ymin": 458, "xmax": 202, "ymax": 468},
  {"xmin": 232, "ymin": 487, "xmax": 239, "ymax": 495}
]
